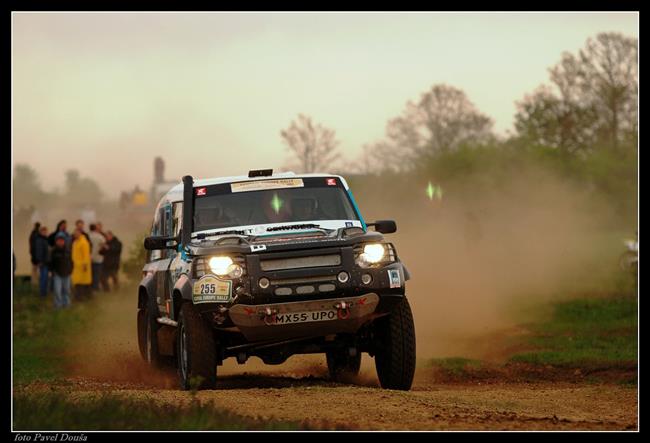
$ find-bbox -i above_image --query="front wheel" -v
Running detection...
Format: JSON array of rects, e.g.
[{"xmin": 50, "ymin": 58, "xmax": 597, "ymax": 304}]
[
  {"xmin": 373, "ymin": 297, "xmax": 416, "ymax": 391},
  {"xmin": 144, "ymin": 297, "xmax": 165, "ymax": 367},
  {"xmin": 177, "ymin": 303, "xmax": 217, "ymax": 390}
]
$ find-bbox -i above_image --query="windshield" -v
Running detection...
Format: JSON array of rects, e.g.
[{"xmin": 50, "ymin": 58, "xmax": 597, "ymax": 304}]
[{"xmin": 192, "ymin": 177, "xmax": 360, "ymax": 234}]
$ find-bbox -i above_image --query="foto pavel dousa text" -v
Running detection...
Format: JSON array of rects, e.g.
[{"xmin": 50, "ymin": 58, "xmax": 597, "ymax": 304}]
[{"xmin": 15, "ymin": 434, "xmax": 87, "ymax": 442}]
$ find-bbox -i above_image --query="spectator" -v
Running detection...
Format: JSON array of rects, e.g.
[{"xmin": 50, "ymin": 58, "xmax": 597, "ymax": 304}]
[
  {"xmin": 101, "ymin": 231, "xmax": 122, "ymax": 291},
  {"xmin": 29, "ymin": 222, "xmax": 40, "ymax": 288},
  {"xmin": 33, "ymin": 225, "xmax": 50, "ymax": 298},
  {"xmin": 50, "ymin": 233, "xmax": 73, "ymax": 309},
  {"xmin": 48, "ymin": 220, "xmax": 70, "ymax": 249},
  {"xmin": 75, "ymin": 219, "xmax": 92, "ymax": 249},
  {"xmin": 88, "ymin": 224, "xmax": 106, "ymax": 292},
  {"xmin": 71, "ymin": 228, "xmax": 92, "ymax": 301},
  {"xmin": 96, "ymin": 222, "xmax": 107, "ymax": 239}
]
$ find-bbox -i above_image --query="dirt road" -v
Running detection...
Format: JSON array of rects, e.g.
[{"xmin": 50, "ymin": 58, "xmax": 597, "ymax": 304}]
[
  {"xmin": 19, "ymin": 354, "xmax": 637, "ymax": 431},
  {"xmin": 14, "ymin": 289, "xmax": 632, "ymax": 431}
]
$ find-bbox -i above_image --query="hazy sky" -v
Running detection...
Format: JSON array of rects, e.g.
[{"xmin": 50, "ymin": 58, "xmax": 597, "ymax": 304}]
[{"xmin": 12, "ymin": 12, "xmax": 638, "ymax": 198}]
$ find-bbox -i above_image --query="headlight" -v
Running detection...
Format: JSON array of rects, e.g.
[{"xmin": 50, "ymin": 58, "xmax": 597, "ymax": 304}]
[
  {"xmin": 361, "ymin": 243, "xmax": 386, "ymax": 264},
  {"xmin": 355, "ymin": 242, "xmax": 397, "ymax": 268},
  {"xmin": 194, "ymin": 256, "xmax": 245, "ymax": 278},
  {"xmin": 209, "ymin": 256, "xmax": 234, "ymax": 276}
]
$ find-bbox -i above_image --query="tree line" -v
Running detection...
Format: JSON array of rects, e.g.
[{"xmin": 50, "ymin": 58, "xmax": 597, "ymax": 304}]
[
  {"xmin": 13, "ymin": 166, "xmax": 104, "ymax": 212},
  {"xmin": 281, "ymin": 32, "xmax": 638, "ymax": 177},
  {"xmin": 14, "ymin": 32, "xmax": 637, "ymax": 212}
]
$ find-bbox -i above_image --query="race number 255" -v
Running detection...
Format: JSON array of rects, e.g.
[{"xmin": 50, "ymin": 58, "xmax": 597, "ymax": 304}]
[{"xmin": 200, "ymin": 283, "xmax": 216, "ymax": 294}]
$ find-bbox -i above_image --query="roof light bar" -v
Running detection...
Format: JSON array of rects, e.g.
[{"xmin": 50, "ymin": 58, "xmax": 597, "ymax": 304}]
[{"xmin": 248, "ymin": 169, "xmax": 273, "ymax": 178}]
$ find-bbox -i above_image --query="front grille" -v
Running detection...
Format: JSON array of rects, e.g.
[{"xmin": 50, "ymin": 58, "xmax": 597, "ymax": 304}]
[
  {"xmin": 260, "ymin": 254, "xmax": 341, "ymax": 271},
  {"xmin": 274, "ymin": 284, "xmax": 336, "ymax": 296},
  {"xmin": 269, "ymin": 275, "xmax": 337, "ymax": 285}
]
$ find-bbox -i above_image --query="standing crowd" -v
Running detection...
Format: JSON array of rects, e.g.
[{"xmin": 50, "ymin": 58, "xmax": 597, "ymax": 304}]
[{"xmin": 29, "ymin": 219, "xmax": 122, "ymax": 309}]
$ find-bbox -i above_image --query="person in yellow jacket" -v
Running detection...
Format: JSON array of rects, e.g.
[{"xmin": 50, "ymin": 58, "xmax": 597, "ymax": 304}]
[{"xmin": 71, "ymin": 228, "xmax": 92, "ymax": 300}]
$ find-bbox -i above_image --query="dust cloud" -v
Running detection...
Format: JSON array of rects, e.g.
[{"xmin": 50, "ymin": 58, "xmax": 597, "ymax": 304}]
[
  {"xmin": 58, "ymin": 165, "xmax": 627, "ymax": 386},
  {"xmin": 356, "ymin": 166, "xmax": 624, "ymax": 361}
]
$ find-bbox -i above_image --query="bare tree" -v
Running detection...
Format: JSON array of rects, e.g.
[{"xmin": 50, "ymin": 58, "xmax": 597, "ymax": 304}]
[
  {"xmin": 365, "ymin": 84, "xmax": 494, "ymax": 172},
  {"xmin": 281, "ymin": 114, "xmax": 341, "ymax": 173},
  {"xmin": 577, "ymin": 32, "xmax": 638, "ymax": 149},
  {"xmin": 515, "ymin": 85, "xmax": 599, "ymax": 155},
  {"xmin": 515, "ymin": 32, "xmax": 638, "ymax": 152}
]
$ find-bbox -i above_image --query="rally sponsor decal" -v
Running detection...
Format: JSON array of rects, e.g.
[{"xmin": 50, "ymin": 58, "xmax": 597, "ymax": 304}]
[
  {"xmin": 230, "ymin": 178, "xmax": 304, "ymax": 193},
  {"xmin": 388, "ymin": 269, "xmax": 401, "ymax": 288},
  {"xmin": 192, "ymin": 275, "xmax": 232, "ymax": 303}
]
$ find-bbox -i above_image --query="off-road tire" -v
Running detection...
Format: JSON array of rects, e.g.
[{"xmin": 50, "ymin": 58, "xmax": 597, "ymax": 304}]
[
  {"xmin": 177, "ymin": 303, "xmax": 217, "ymax": 390},
  {"xmin": 144, "ymin": 296, "xmax": 165, "ymax": 367},
  {"xmin": 137, "ymin": 308, "xmax": 147, "ymax": 360},
  {"xmin": 373, "ymin": 297, "xmax": 416, "ymax": 390},
  {"xmin": 326, "ymin": 348, "xmax": 361, "ymax": 382}
]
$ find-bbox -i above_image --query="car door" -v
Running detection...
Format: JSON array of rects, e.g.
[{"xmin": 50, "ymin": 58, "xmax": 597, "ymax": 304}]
[{"xmin": 152, "ymin": 203, "xmax": 173, "ymax": 316}]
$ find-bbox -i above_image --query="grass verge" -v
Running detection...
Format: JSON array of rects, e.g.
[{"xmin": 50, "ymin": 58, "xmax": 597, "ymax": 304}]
[
  {"xmin": 13, "ymin": 288, "xmax": 93, "ymax": 385},
  {"xmin": 13, "ymin": 392, "xmax": 320, "ymax": 431},
  {"xmin": 509, "ymin": 295, "xmax": 637, "ymax": 368}
]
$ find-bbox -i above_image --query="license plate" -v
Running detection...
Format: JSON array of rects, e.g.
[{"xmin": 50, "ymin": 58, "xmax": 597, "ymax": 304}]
[{"xmin": 271, "ymin": 309, "xmax": 338, "ymax": 325}]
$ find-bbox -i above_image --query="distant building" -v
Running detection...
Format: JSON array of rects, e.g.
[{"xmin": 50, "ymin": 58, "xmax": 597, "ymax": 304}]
[
  {"xmin": 119, "ymin": 157, "xmax": 178, "ymax": 212},
  {"xmin": 150, "ymin": 157, "xmax": 178, "ymax": 204}
]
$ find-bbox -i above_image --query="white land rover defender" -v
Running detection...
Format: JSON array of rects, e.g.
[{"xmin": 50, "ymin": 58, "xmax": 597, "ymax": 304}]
[{"xmin": 137, "ymin": 170, "xmax": 416, "ymax": 390}]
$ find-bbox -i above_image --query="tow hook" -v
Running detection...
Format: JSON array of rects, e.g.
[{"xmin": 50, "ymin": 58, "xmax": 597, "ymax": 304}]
[
  {"xmin": 260, "ymin": 307, "xmax": 278, "ymax": 326},
  {"xmin": 335, "ymin": 301, "xmax": 351, "ymax": 320}
]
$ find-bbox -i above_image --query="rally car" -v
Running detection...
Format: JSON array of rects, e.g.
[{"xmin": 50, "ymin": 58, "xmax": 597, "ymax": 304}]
[{"xmin": 137, "ymin": 169, "xmax": 416, "ymax": 390}]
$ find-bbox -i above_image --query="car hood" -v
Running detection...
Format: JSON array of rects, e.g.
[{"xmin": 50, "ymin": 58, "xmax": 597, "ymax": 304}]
[{"xmin": 187, "ymin": 228, "xmax": 385, "ymax": 256}]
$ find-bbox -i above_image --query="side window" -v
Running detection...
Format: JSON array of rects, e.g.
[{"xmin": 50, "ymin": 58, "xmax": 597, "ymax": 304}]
[
  {"xmin": 160, "ymin": 205, "xmax": 172, "ymax": 259},
  {"xmin": 150, "ymin": 208, "xmax": 162, "ymax": 261},
  {"xmin": 172, "ymin": 202, "xmax": 183, "ymax": 238}
]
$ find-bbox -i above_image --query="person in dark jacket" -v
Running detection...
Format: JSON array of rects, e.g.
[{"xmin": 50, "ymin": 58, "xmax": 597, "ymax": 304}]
[
  {"xmin": 50, "ymin": 233, "xmax": 73, "ymax": 309},
  {"xmin": 29, "ymin": 222, "xmax": 40, "ymax": 288},
  {"xmin": 48, "ymin": 220, "xmax": 71, "ymax": 249},
  {"xmin": 33, "ymin": 225, "xmax": 50, "ymax": 298},
  {"xmin": 101, "ymin": 230, "xmax": 122, "ymax": 291}
]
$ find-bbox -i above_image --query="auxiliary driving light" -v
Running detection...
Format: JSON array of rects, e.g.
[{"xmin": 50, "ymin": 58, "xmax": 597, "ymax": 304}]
[
  {"xmin": 259, "ymin": 277, "xmax": 270, "ymax": 289},
  {"xmin": 337, "ymin": 271, "xmax": 350, "ymax": 283},
  {"xmin": 361, "ymin": 273, "xmax": 372, "ymax": 285}
]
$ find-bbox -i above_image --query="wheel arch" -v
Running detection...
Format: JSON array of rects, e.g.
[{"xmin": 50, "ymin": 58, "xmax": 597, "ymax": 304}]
[
  {"xmin": 138, "ymin": 273, "xmax": 156, "ymax": 309},
  {"xmin": 172, "ymin": 273, "xmax": 193, "ymax": 321}
]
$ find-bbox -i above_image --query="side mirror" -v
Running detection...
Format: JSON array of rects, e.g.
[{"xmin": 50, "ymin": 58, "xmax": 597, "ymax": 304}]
[
  {"xmin": 144, "ymin": 235, "xmax": 178, "ymax": 250},
  {"xmin": 368, "ymin": 220, "xmax": 397, "ymax": 234}
]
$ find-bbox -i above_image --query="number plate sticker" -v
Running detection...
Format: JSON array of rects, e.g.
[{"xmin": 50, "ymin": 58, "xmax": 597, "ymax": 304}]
[
  {"xmin": 192, "ymin": 275, "xmax": 232, "ymax": 303},
  {"xmin": 271, "ymin": 310, "xmax": 338, "ymax": 325}
]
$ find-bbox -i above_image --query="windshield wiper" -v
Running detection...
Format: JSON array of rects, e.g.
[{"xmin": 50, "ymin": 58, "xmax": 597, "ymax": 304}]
[
  {"xmin": 265, "ymin": 223, "xmax": 326, "ymax": 232},
  {"xmin": 194, "ymin": 229, "xmax": 248, "ymax": 240}
]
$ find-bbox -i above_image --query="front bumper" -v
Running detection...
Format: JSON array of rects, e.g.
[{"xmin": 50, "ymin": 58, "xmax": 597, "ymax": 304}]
[{"xmin": 229, "ymin": 293, "xmax": 380, "ymax": 341}]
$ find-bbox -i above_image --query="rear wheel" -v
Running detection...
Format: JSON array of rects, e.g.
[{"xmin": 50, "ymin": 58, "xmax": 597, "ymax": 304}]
[
  {"xmin": 326, "ymin": 348, "xmax": 361, "ymax": 382},
  {"xmin": 177, "ymin": 303, "xmax": 217, "ymax": 390},
  {"xmin": 373, "ymin": 297, "xmax": 416, "ymax": 391}
]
